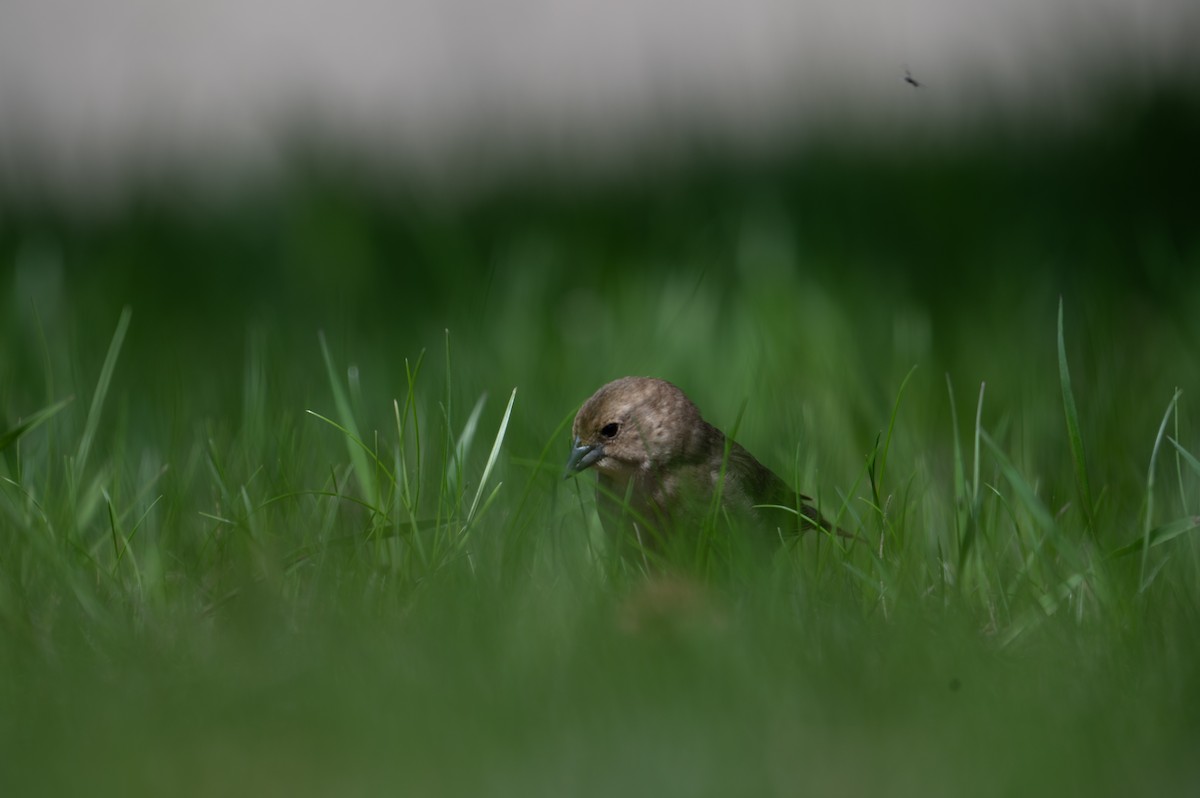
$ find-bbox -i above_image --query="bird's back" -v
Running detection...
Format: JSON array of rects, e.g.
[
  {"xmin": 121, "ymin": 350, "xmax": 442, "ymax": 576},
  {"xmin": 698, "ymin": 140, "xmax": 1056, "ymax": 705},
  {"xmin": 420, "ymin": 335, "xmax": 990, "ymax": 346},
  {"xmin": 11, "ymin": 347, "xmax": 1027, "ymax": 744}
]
[
  {"xmin": 595, "ymin": 422, "xmax": 827, "ymax": 545},
  {"xmin": 720, "ymin": 436, "xmax": 828, "ymax": 533}
]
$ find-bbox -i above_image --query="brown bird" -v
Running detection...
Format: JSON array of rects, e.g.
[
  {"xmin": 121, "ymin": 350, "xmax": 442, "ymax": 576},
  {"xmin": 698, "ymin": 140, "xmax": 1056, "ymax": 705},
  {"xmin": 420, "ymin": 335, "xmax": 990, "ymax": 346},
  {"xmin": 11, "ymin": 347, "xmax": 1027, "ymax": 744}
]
[{"xmin": 565, "ymin": 376, "xmax": 839, "ymax": 555}]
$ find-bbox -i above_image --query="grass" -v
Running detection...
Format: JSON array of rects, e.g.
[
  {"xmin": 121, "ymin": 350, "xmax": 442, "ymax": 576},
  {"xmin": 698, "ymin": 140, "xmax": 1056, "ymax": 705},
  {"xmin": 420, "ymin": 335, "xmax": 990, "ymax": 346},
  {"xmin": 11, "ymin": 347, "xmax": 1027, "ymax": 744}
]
[{"xmin": 2, "ymin": 105, "xmax": 1200, "ymax": 795}]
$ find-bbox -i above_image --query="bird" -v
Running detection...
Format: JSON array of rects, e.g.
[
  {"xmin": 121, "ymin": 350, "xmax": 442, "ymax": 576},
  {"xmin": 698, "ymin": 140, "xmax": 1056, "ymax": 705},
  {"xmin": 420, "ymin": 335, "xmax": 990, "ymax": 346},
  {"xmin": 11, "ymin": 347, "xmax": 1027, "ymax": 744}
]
[
  {"xmin": 564, "ymin": 376, "xmax": 841, "ymax": 557},
  {"xmin": 903, "ymin": 67, "xmax": 922, "ymax": 88}
]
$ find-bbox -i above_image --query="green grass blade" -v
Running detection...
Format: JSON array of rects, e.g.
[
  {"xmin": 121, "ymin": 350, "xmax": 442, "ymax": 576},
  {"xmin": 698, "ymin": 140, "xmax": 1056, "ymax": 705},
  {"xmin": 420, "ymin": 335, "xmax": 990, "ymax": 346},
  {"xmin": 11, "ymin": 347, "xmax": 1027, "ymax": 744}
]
[
  {"xmin": 972, "ymin": 382, "xmax": 986, "ymax": 509},
  {"xmin": 466, "ymin": 388, "xmax": 517, "ymax": 526},
  {"xmin": 956, "ymin": 381, "xmax": 987, "ymax": 574},
  {"xmin": 945, "ymin": 375, "xmax": 965, "ymax": 524},
  {"xmin": 0, "ymin": 396, "xmax": 74, "ymax": 453},
  {"xmin": 1173, "ymin": 401, "xmax": 1188, "ymax": 516},
  {"xmin": 403, "ymin": 350, "xmax": 426, "ymax": 510},
  {"xmin": 75, "ymin": 306, "xmax": 132, "ymax": 480},
  {"xmin": 1140, "ymin": 389, "xmax": 1182, "ymax": 588},
  {"xmin": 1111, "ymin": 515, "xmax": 1200, "ymax": 558},
  {"xmin": 1168, "ymin": 437, "xmax": 1200, "ymax": 479},
  {"xmin": 305, "ymin": 410, "xmax": 395, "ymax": 488},
  {"xmin": 949, "ymin": 378, "xmax": 987, "ymax": 573},
  {"xmin": 317, "ymin": 332, "xmax": 379, "ymax": 508},
  {"xmin": 981, "ymin": 431, "xmax": 1058, "ymax": 545},
  {"xmin": 104, "ymin": 488, "xmax": 121, "ymax": 561},
  {"xmin": 450, "ymin": 393, "xmax": 488, "ymax": 499},
  {"xmin": 876, "ymin": 365, "xmax": 918, "ymax": 509},
  {"xmin": 1057, "ymin": 299, "xmax": 1095, "ymax": 535}
]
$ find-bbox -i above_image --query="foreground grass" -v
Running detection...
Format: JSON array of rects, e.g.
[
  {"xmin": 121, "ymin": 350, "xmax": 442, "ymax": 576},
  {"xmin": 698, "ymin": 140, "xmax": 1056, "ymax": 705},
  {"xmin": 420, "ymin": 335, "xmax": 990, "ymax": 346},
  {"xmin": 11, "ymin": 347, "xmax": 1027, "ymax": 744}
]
[{"xmin": 2, "ymin": 285, "xmax": 1198, "ymax": 796}]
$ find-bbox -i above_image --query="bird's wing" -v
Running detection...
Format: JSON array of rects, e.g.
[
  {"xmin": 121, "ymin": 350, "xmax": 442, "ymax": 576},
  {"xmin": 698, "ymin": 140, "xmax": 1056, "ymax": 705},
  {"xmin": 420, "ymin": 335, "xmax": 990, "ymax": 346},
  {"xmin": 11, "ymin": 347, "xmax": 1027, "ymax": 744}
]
[{"xmin": 723, "ymin": 442, "xmax": 842, "ymax": 533}]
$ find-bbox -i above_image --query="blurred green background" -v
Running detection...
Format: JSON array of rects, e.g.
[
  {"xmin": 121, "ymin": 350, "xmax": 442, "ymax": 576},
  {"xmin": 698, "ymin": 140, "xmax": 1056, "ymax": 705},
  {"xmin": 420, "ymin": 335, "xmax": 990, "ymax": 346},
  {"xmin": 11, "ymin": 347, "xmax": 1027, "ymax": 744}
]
[{"xmin": 2, "ymin": 84, "xmax": 1199, "ymax": 796}]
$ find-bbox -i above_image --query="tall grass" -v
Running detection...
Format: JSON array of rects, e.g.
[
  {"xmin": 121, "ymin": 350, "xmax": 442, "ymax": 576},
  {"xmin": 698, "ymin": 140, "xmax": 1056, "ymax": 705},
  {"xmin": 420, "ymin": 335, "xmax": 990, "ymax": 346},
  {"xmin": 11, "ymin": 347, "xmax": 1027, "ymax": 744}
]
[
  {"xmin": 3, "ymin": 298, "xmax": 1198, "ymax": 798},
  {"xmin": 3, "ymin": 153, "xmax": 1200, "ymax": 794}
]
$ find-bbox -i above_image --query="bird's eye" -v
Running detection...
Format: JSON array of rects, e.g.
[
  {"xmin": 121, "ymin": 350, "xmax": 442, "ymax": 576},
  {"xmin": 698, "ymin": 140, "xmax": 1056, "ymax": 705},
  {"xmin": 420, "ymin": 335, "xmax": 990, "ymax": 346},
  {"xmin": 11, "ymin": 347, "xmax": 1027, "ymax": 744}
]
[{"xmin": 600, "ymin": 422, "xmax": 620, "ymax": 439}]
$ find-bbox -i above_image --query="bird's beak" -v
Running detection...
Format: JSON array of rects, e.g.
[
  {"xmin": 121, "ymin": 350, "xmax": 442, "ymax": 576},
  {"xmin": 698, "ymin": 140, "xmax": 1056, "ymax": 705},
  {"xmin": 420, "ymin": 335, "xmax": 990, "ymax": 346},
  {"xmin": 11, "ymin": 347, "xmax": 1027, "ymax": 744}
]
[{"xmin": 564, "ymin": 437, "xmax": 604, "ymax": 478}]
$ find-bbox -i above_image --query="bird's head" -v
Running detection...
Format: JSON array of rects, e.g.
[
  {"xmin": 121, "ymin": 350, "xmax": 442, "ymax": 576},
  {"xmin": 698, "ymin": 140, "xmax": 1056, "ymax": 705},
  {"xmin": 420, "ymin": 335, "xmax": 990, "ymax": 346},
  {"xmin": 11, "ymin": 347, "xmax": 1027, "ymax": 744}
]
[{"xmin": 565, "ymin": 376, "xmax": 703, "ymax": 478}]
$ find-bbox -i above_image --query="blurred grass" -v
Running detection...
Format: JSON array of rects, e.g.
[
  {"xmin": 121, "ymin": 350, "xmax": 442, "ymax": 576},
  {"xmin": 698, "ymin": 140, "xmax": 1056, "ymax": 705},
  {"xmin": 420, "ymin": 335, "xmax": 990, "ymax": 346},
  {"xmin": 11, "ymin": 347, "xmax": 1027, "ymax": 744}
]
[{"xmin": 2, "ymin": 87, "xmax": 1200, "ymax": 796}]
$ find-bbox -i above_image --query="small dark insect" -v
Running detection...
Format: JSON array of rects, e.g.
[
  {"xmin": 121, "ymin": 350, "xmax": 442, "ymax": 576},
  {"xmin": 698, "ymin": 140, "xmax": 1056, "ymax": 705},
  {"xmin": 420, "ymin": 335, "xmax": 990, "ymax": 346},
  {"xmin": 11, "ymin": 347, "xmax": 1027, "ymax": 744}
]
[{"xmin": 904, "ymin": 68, "xmax": 922, "ymax": 88}]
